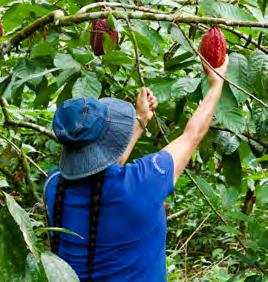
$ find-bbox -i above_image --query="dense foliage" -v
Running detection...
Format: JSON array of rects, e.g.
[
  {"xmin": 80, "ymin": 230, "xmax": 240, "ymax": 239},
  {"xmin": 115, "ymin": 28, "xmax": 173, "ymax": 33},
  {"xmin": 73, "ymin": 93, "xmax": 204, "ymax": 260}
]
[{"xmin": 0, "ymin": 0, "xmax": 267, "ymax": 281}]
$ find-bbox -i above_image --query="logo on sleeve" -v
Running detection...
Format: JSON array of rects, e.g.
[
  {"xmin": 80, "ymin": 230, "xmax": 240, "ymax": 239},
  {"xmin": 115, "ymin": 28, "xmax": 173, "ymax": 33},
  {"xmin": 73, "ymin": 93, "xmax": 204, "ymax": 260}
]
[{"xmin": 152, "ymin": 154, "xmax": 166, "ymax": 175}]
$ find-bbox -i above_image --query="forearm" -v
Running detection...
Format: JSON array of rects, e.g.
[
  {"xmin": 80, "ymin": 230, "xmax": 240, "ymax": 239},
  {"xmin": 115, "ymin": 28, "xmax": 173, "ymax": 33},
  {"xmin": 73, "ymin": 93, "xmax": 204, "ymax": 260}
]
[
  {"xmin": 184, "ymin": 82, "xmax": 223, "ymax": 142},
  {"xmin": 117, "ymin": 121, "xmax": 144, "ymax": 164}
]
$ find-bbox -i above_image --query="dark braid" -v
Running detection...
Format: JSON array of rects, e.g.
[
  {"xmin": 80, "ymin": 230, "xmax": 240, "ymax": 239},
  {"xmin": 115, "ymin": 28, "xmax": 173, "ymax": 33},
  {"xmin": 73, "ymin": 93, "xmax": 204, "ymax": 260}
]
[
  {"xmin": 51, "ymin": 177, "xmax": 66, "ymax": 254},
  {"xmin": 87, "ymin": 171, "xmax": 105, "ymax": 282}
]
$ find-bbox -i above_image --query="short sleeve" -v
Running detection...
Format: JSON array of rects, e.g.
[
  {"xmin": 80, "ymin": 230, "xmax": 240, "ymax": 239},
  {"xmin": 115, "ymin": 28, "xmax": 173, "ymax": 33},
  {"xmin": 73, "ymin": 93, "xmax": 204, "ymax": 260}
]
[{"xmin": 125, "ymin": 151, "xmax": 174, "ymax": 205}]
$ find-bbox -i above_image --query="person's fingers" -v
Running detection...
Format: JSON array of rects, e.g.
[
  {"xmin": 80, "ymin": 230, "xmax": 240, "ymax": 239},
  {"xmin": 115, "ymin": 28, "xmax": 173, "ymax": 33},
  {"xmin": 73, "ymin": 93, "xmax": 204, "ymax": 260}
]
[{"xmin": 138, "ymin": 87, "xmax": 147, "ymax": 101}]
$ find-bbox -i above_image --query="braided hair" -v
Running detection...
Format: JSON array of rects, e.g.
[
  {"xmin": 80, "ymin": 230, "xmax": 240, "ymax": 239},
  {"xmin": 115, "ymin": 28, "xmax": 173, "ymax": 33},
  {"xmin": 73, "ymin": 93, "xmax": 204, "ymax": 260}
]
[
  {"xmin": 87, "ymin": 171, "xmax": 104, "ymax": 282},
  {"xmin": 51, "ymin": 172, "xmax": 104, "ymax": 282},
  {"xmin": 51, "ymin": 177, "xmax": 66, "ymax": 254}
]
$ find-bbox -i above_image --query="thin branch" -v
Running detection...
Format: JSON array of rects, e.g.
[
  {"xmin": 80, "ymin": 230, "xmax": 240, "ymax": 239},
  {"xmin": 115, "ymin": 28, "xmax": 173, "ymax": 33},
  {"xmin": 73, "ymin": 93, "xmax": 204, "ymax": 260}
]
[
  {"xmin": 0, "ymin": 133, "xmax": 47, "ymax": 177},
  {"xmin": 78, "ymin": 2, "xmax": 167, "ymax": 15},
  {"xmin": 179, "ymin": 213, "xmax": 211, "ymax": 251},
  {"xmin": 59, "ymin": 11, "xmax": 268, "ymax": 28},
  {"xmin": 167, "ymin": 208, "xmax": 189, "ymax": 221},
  {"xmin": 0, "ymin": 97, "xmax": 56, "ymax": 140},
  {"xmin": 176, "ymin": 25, "xmax": 268, "ymax": 108},
  {"xmin": 125, "ymin": 17, "xmax": 170, "ymax": 144}
]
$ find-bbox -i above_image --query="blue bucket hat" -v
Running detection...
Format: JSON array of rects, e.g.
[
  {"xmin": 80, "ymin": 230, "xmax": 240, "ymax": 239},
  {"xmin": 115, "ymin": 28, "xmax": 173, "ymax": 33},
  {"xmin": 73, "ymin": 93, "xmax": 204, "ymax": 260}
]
[{"xmin": 53, "ymin": 97, "xmax": 136, "ymax": 180}]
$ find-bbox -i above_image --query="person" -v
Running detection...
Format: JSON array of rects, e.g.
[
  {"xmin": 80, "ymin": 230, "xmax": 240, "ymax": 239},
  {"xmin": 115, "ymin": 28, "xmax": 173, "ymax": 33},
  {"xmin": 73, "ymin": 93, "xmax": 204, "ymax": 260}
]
[{"xmin": 43, "ymin": 56, "xmax": 229, "ymax": 282}]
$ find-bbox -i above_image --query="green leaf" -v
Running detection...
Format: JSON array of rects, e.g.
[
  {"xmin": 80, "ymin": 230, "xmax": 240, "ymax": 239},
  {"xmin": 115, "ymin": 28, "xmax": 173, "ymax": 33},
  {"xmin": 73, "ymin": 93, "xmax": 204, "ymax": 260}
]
[
  {"xmin": 258, "ymin": 0, "xmax": 267, "ymax": 17},
  {"xmin": 165, "ymin": 52, "xmax": 196, "ymax": 72},
  {"xmin": 248, "ymin": 50, "xmax": 268, "ymax": 99},
  {"xmin": 57, "ymin": 68, "xmax": 79, "ymax": 87},
  {"xmin": 172, "ymin": 77, "xmax": 201, "ymax": 98},
  {"xmin": 4, "ymin": 192, "xmax": 40, "ymax": 260},
  {"xmin": 103, "ymin": 32, "xmax": 118, "ymax": 54},
  {"xmin": 41, "ymin": 252, "xmax": 79, "ymax": 282},
  {"xmin": 30, "ymin": 41, "xmax": 57, "ymax": 59},
  {"xmin": 226, "ymin": 211, "xmax": 252, "ymax": 223},
  {"xmin": 170, "ymin": 25, "xmax": 194, "ymax": 53},
  {"xmin": 72, "ymin": 71, "xmax": 102, "ymax": 99},
  {"xmin": 0, "ymin": 208, "xmax": 28, "ymax": 281},
  {"xmin": 34, "ymin": 82, "xmax": 58, "ymax": 109},
  {"xmin": 222, "ymin": 150, "xmax": 242, "ymax": 189},
  {"xmin": 216, "ymin": 131, "xmax": 240, "ymax": 155},
  {"xmin": 133, "ymin": 31, "xmax": 154, "ymax": 59},
  {"xmin": 192, "ymin": 174, "xmax": 219, "ymax": 207},
  {"xmin": 72, "ymin": 48, "xmax": 93, "ymax": 65},
  {"xmin": 25, "ymin": 254, "xmax": 47, "ymax": 282},
  {"xmin": 2, "ymin": 3, "xmax": 50, "ymax": 32},
  {"xmin": 35, "ymin": 227, "xmax": 84, "ymax": 240},
  {"xmin": 244, "ymin": 275, "xmax": 263, "ymax": 282},
  {"xmin": 134, "ymin": 21, "xmax": 165, "ymax": 53},
  {"xmin": 102, "ymin": 51, "xmax": 133, "ymax": 65},
  {"xmin": 148, "ymin": 77, "xmax": 176, "ymax": 103},
  {"xmin": 216, "ymin": 225, "xmax": 242, "ymax": 236},
  {"xmin": 54, "ymin": 53, "xmax": 81, "ymax": 71},
  {"xmin": 200, "ymin": 0, "xmax": 256, "ymax": 21},
  {"xmin": 256, "ymin": 185, "xmax": 268, "ymax": 206},
  {"xmin": 227, "ymin": 53, "xmax": 249, "ymax": 104}
]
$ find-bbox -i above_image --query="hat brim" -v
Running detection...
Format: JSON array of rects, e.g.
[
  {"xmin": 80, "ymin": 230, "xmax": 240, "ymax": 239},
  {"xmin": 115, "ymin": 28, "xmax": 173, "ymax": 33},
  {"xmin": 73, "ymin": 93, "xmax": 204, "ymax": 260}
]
[{"xmin": 59, "ymin": 98, "xmax": 136, "ymax": 180}]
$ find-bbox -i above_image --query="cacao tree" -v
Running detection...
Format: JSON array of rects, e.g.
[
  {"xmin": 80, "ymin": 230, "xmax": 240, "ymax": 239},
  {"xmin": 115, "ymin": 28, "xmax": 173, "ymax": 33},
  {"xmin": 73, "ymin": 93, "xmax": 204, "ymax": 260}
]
[{"xmin": 0, "ymin": 0, "xmax": 267, "ymax": 281}]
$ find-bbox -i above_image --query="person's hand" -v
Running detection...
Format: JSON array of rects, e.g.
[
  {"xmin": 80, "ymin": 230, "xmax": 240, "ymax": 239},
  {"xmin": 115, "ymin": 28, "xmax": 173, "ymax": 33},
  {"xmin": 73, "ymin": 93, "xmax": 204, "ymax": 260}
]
[
  {"xmin": 202, "ymin": 54, "xmax": 229, "ymax": 87},
  {"xmin": 136, "ymin": 87, "xmax": 158, "ymax": 124}
]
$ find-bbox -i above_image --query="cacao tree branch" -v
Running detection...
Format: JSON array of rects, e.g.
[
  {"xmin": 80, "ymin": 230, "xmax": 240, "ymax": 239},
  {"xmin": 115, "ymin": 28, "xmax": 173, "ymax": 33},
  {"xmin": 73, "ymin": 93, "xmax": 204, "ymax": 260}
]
[
  {"xmin": 176, "ymin": 25, "xmax": 268, "ymax": 108},
  {"xmin": 184, "ymin": 169, "xmax": 266, "ymax": 274},
  {"xmin": 1, "ymin": 10, "xmax": 268, "ymax": 55},
  {"xmin": 0, "ymin": 97, "xmax": 56, "ymax": 140},
  {"xmin": 78, "ymin": 2, "xmax": 167, "ymax": 15},
  {"xmin": 125, "ymin": 17, "xmax": 170, "ymax": 144},
  {"xmin": 59, "ymin": 11, "xmax": 268, "ymax": 28},
  {"xmin": 167, "ymin": 208, "xmax": 189, "ymax": 221}
]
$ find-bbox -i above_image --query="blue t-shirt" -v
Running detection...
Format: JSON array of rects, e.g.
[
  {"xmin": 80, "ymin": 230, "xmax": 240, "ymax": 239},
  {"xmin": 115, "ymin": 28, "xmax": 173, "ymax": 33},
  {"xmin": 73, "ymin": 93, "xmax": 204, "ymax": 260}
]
[{"xmin": 43, "ymin": 151, "xmax": 174, "ymax": 282}]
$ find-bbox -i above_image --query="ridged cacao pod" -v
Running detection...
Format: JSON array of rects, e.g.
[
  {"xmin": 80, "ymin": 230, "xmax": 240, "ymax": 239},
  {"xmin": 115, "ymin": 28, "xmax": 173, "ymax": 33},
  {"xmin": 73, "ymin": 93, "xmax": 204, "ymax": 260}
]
[
  {"xmin": 0, "ymin": 19, "xmax": 4, "ymax": 37},
  {"xmin": 90, "ymin": 18, "xmax": 119, "ymax": 56},
  {"xmin": 200, "ymin": 27, "xmax": 227, "ymax": 68}
]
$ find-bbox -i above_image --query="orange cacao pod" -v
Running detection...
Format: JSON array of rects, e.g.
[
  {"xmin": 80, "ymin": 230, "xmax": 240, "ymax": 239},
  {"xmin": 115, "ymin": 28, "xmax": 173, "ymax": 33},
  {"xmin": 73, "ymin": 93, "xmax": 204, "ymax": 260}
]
[{"xmin": 200, "ymin": 27, "xmax": 227, "ymax": 68}]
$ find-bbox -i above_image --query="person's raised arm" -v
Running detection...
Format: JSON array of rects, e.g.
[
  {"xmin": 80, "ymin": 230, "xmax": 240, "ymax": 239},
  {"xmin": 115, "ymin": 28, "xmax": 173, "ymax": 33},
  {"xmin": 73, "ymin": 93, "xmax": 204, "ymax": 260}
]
[
  {"xmin": 163, "ymin": 56, "xmax": 229, "ymax": 183},
  {"xmin": 118, "ymin": 87, "xmax": 157, "ymax": 164}
]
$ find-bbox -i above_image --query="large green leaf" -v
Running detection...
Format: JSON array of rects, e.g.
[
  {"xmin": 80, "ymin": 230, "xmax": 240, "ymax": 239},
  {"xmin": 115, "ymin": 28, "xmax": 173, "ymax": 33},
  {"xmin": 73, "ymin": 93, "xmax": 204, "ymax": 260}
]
[
  {"xmin": 170, "ymin": 25, "xmax": 194, "ymax": 53},
  {"xmin": 102, "ymin": 51, "xmax": 133, "ymax": 65},
  {"xmin": 216, "ymin": 131, "xmax": 240, "ymax": 155},
  {"xmin": 258, "ymin": 0, "xmax": 267, "ymax": 16},
  {"xmin": 222, "ymin": 150, "xmax": 242, "ymax": 189},
  {"xmin": 2, "ymin": 3, "xmax": 50, "ymax": 32},
  {"xmin": 227, "ymin": 53, "xmax": 249, "ymax": 104},
  {"xmin": 172, "ymin": 77, "xmax": 201, "ymax": 98},
  {"xmin": 72, "ymin": 71, "xmax": 102, "ymax": 99},
  {"xmin": 186, "ymin": 171, "xmax": 219, "ymax": 208},
  {"xmin": 216, "ymin": 225, "xmax": 242, "ymax": 236},
  {"xmin": 4, "ymin": 192, "xmax": 40, "ymax": 260},
  {"xmin": 134, "ymin": 21, "xmax": 165, "ymax": 53},
  {"xmin": 147, "ymin": 77, "xmax": 176, "ymax": 103},
  {"xmin": 54, "ymin": 53, "xmax": 81, "ymax": 71},
  {"xmin": 0, "ymin": 207, "xmax": 28, "ymax": 282},
  {"xmin": 248, "ymin": 50, "xmax": 268, "ymax": 99},
  {"xmin": 41, "ymin": 252, "xmax": 79, "ymax": 282},
  {"xmin": 200, "ymin": 0, "xmax": 256, "ymax": 21}
]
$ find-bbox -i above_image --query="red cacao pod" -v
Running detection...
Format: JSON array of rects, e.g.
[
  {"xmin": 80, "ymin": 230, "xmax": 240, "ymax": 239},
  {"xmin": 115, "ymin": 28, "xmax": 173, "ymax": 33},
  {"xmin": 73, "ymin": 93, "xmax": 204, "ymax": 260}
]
[
  {"xmin": 200, "ymin": 27, "xmax": 227, "ymax": 68},
  {"xmin": 90, "ymin": 18, "xmax": 119, "ymax": 56}
]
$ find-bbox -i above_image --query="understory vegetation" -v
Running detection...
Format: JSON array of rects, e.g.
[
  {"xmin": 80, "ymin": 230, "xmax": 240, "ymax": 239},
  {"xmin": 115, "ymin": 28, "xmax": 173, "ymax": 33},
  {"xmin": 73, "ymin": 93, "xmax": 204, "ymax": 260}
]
[{"xmin": 0, "ymin": 0, "xmax": 267, "ymax": 281}]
